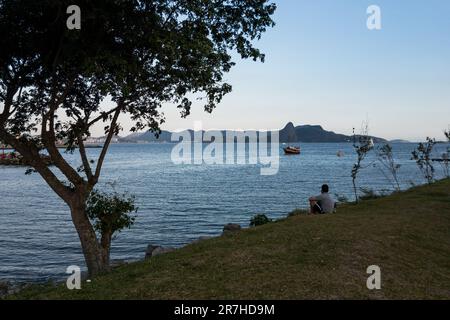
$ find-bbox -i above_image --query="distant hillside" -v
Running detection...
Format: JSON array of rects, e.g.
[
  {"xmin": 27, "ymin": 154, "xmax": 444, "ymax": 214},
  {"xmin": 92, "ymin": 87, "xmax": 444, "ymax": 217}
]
[
  {"xmin": 123, "ymin": 122, "xmax": 387, "ymax": 143},
  {"xmin": 124, "ymin": 130, "xmax": 173, "ymax": 143},
  {"xmin": 389, "ymin": 139, "xmax": 411, "ymax": 143},
  {"xmin": 279, "ymin": 122, "xmax": 386, "ymax": 143}
]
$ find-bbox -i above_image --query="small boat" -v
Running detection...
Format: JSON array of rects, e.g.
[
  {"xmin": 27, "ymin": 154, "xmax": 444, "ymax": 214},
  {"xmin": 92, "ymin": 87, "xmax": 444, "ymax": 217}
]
[
  {"xmin": 283, "ymin": 146, "xmax": 301, "ymax": 155},
  {"xmin": 337, "ymin": 150, "xmax": 345, "ymax": 157}
]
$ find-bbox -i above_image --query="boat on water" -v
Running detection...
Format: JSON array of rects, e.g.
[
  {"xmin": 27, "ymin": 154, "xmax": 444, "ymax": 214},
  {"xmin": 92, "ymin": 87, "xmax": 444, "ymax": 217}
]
[{"xmin": 283, "ymin": 146, "xmax": 301, "ymax": 155}]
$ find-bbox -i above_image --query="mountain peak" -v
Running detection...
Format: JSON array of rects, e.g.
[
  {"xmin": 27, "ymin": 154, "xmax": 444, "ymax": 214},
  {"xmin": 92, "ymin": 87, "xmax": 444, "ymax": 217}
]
[
  {"xmin": 280, "ymin": 122, "xmax": 298, "ymax": 143},
  {"xmin": 283, "ymin": 122, "xmax": 295, "ymax": 130}
]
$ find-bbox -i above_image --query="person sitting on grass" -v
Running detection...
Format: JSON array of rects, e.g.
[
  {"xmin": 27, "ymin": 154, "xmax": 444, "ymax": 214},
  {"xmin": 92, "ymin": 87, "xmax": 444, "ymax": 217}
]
[{"xmin": 309, "ymin": 184, "xmax": 336, "ymax": 214}]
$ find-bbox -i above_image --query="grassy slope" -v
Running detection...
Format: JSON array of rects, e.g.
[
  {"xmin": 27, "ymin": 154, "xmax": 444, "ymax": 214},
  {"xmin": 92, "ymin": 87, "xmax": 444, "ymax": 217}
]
[{"xmin": 12, "ymin": 180, "xmax": 450, "ymax": 300}]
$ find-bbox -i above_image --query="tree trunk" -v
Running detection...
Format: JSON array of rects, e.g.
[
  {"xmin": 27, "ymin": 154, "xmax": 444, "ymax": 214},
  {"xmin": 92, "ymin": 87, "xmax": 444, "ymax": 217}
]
[
  {"xmin": 69, "ymin": 200, "xmax": 109, "ymax": 277},
  {"xmin": 352, "ymin": 178, "xmax": 359, "ymax": 203},
  {"xmin": 100, "ymin": 232, "xmax": 112, "ymax": 268}
]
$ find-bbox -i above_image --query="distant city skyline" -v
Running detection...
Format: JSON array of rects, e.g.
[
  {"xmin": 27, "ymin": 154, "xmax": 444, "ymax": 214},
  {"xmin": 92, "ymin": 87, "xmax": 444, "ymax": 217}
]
[{"xmin": 92, "ymin": 0, "xmax": 450, "ymax": 142}]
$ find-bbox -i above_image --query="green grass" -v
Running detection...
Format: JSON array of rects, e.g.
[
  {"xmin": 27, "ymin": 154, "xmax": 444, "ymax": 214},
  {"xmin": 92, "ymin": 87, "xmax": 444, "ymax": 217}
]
[{"xmin": 9, "ymin": 179, "xmax": 450, "ymax": 300}]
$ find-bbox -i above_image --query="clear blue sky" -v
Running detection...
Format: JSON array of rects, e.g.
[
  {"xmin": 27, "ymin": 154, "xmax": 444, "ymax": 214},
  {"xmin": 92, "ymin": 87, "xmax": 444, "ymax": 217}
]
[{"xmin": 122, "ymin": 0, "xmax": 450, "ymax": 141}]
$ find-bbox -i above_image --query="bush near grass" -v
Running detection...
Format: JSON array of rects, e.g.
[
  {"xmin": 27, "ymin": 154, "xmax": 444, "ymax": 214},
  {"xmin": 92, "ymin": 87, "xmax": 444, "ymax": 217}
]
[{"xmin": 249, "ymin": 214, "xmax": 272, "ymax": 227}]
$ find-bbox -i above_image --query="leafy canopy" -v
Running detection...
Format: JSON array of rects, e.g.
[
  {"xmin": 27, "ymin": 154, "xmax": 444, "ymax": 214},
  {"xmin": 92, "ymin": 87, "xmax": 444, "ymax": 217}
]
[{"xmin": 0, "ymin": 0, "xmax": 276, "ymax": 143}]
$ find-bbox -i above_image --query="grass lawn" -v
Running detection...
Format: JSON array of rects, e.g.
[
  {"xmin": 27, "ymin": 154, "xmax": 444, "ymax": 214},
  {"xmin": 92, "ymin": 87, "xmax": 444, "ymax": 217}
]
[{"xmin": 9, "ymin": 179, "xmax": 450, "ymax": 300}]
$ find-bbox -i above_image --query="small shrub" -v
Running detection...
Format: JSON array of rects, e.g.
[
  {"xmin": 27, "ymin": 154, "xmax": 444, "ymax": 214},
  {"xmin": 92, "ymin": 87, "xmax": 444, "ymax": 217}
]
[
  {"xmin": 351, "ymin": 122, "xmax": 374, "ymax": 202},
  {"xmin": 250, "ymin": 214, "xmax": 272, "ymax": 227},
  {"xmin": 411, "ymin": 137, "xmax": 436, "ymax": 184},
  {"xmin": 86, "ymin": 190, "xmax": 138, "ymax": 265},
  {"xmin": 376, "ymin": 143, "xmax": 401, "ymax": 191},
  {"xmin": 87, "ymin": 191, "xmax": 137, "ymax": 236}
]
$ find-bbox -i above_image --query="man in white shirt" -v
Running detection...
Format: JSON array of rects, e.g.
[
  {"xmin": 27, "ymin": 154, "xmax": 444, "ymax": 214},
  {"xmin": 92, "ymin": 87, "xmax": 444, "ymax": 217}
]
[{"xmin": 309, "ymin": 184, "xmax": 336, "ymax": 214}]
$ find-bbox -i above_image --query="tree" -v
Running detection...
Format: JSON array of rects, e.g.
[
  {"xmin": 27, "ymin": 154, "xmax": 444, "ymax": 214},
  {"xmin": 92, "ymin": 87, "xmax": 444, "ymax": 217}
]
[
  {"xmin": 351, "ymin": 123, "xmax": 374, "ymax": 202},
  {"xmin": 0, "ymin": 0, "xmax": 276, "ymax": 276},
  {"xmin": 411, "ymin": 137, "xmax": 436, "ymax": 184},
  {"xmin": 376, "ymin": 143, "xmax": 401, "ymax": 191}
]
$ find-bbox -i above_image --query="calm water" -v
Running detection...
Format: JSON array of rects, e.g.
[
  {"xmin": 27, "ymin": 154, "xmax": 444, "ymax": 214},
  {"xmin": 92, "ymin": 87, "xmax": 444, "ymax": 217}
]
[{"xmin": 0, "ymin": 142, "xmax": 448, "ymax": 282}]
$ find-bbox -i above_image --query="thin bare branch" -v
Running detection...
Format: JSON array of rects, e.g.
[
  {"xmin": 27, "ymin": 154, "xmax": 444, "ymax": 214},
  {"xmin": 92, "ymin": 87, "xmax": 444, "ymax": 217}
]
[
  {"xmin": 87, "ymin": 106, "xmax": 121, "ymax": 127},
  {"xmin": 91, "ymin": 102, "xmax": 123, "ymax": 185},
  {"xmin": 0, "ymin": 84, "xmax": 17, "ymax": 123},
  {"xmin": 78, "ymin": 134, "xmax": 93, "ymax": 180},
  {"xmin": 41, "ymin": 108, "xmax": 86, "ymax": 187}
]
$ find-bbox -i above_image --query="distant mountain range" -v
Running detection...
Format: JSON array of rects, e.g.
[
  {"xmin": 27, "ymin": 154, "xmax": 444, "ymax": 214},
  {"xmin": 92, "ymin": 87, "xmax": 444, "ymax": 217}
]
[
  {"xmin": 118, "ymin": 122, "xmax": 389, "ymax": 143},
  {"xmin": 278, "ymin": 122, "xmax": 387, "ymax": 143}
]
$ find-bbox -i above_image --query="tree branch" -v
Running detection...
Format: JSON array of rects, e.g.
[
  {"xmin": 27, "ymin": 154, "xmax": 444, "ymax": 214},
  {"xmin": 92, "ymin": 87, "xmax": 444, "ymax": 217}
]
[
  {"xmin": 91, "ymin": 102, "xmax": 123, "ymax": 186},
  {"xmin": 0, "ymin": 83, "xmax": 17, "ymax": 125},
  {"xmin": 0, "ymin": 129, "xmax": 73, "ymax": 203},
  {"xmin": 77, "ymin": 133, "xmax": 93, "ymax": 180},
  {"xmin": 87, "ymin": 106, "xmax": 121, "ymax": 127},
  {"xmin": 41, "ymin": 108, "xmax": 86, "ymax": 188}
]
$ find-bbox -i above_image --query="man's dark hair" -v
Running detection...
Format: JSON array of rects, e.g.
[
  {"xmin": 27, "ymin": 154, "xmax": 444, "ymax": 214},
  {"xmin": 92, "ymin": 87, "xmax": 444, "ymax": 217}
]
[{"xmin": 321, "ymin": 184, "xmax": 329, "ymax": 193}]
